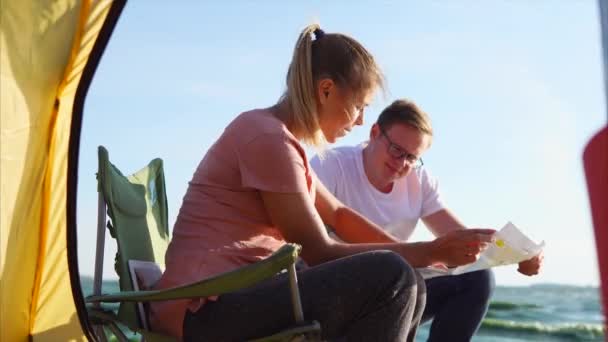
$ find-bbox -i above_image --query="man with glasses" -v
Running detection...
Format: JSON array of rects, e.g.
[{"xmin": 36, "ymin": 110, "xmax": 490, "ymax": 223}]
[{"xmin": 311, "ymin": 99, "xmax": 542, "ymax": 341}]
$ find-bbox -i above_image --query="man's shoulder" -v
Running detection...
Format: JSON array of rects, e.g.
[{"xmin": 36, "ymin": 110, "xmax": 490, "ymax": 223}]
[
  {"xmin": 311, "ymin": 145, "xmax": 361, "ymax": 171},
  {"xmin": 414, "ymin": 166, "xmax": 435, "ymax": 180},
  {"xmin": 310, "ymin": 145, "xmax": 362, "ymax": 182},
  {"xmin": 405, "ymin": 166, "xmax": 427, "ymax": 183},
  {"xmin": 326, "ymin": 145, "xmax": 361, "ymax": 159},
  {"xmin": 406, "ymin": 167, "xmax": 440, "ymax": 193}
]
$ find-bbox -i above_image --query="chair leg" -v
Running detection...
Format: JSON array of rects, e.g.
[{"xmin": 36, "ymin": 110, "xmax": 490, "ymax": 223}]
[
  {"xmin": 92, "ymin": 325, "xmax": 108, "ymax": 342},
  {"xmin": 288, "ymin": 263, "xmax": 304, "ymax": 323},
  {"xmin": 92, "ymin": 192, "xmax": 110, "ymax": 342},
  {"xmin": 108, "ymin": 322, "xmax": 130, "ymax": 342}
]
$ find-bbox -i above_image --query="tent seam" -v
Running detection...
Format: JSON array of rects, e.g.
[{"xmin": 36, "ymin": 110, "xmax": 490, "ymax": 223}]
[{"xmin": 28, "ymin": 0, "xmax": 92, "ymax": 335}]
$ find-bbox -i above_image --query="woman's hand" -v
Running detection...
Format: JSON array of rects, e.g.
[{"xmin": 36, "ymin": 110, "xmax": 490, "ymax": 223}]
[{"xmin": 429, "ymin": 229, "xmax": 496, "ymax": 267}]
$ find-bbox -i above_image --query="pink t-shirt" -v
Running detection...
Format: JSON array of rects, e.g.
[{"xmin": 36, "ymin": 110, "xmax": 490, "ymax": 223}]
[{"xmin": 150, "ymin": 109, "xmax": 316, "ymax": 339}]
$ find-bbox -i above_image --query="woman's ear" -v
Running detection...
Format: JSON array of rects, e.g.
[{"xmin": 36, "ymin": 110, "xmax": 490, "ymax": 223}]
[{"xmin": 317, "ymin": 78, "xmax": 334, "ymax": 105}]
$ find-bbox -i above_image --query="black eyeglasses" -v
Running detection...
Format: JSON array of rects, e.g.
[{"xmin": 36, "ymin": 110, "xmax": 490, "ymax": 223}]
[{"xmin": 380, "ymin": 129, "xmax": 424, "ymax": 169}]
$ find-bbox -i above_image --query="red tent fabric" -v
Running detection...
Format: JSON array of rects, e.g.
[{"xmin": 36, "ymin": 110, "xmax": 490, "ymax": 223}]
[{"xmin": 583, "ymin": 126, "xmax": 608, "ymax": 331}]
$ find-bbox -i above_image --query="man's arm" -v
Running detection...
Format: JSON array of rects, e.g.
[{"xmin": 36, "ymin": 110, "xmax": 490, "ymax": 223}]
[
  {"xmin": 422, "ymin": 208, "xmax": 467, "ymax": 237},
  {"xmin": 313, "ymin": 176, "xmax": 496, "ymax": 267},
  {"xmin": 424, "ymin": 208, "xmax": 543, "ymax": 274}
]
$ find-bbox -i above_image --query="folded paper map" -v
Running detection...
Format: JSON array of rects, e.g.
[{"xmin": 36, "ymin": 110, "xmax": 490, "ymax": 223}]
[{"xmin": 417, "ymin": 222, "xmax": 545, "ymax": 279}]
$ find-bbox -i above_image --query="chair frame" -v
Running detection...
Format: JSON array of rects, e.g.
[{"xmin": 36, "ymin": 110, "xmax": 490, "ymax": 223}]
[{"xmin": 87, "ymin": 146, "xmax": 319, "ymax": 342}]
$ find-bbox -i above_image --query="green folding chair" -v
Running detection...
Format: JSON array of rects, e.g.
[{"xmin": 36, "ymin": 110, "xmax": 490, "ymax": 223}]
[{"xmin": 86, "ymin": 146, "xmax": 321, "ymax": 342}]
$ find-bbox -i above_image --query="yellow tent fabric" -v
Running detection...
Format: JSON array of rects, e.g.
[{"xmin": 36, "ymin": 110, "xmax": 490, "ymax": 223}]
[{"xmin": 1, "ymin": 0, "xmax": 124, "ymax": 340}]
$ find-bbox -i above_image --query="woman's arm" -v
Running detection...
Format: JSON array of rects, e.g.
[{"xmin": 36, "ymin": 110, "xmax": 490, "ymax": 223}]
[
  {"xmin": 261, "ymin": 190, "xmax": 434, "ymax": 266},
  {"xmin": 261, "ymin": 188, "xmax": 494, "ymax": 268},
  {"xmin": 314, "ymin": 176, "xmax": 398, "ymax": 243}
]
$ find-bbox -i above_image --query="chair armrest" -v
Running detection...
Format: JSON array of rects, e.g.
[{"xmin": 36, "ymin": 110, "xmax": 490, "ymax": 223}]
[{"xmin": 86, "ymin": 243, "xmax": 300, "ymax": 304}]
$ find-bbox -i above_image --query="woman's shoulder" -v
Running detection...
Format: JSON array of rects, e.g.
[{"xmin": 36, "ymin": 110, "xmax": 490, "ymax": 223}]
[
  {"xmin": 218, "ymin": 109, "xmax": 302, "ymax": 155},
  {"xmin": 223, "ymin": 108, "xmax": 294, "ymax": 145}
]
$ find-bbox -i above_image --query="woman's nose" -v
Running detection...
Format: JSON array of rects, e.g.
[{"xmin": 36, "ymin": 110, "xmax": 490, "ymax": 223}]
[{"xmin": 355, "ymin": 111, "xmax": 364, "ymax": 126}]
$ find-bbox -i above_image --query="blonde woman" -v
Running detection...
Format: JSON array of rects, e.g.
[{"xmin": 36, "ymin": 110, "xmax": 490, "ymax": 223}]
[{"xmin": 151, "ymin": 24, "xmax": 494, "ymax": 341}]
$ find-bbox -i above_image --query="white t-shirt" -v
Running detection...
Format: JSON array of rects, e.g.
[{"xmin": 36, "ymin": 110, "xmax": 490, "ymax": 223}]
[{"xmin": 310, "ymin": 144, "xmax": 444, "ymax": 241}]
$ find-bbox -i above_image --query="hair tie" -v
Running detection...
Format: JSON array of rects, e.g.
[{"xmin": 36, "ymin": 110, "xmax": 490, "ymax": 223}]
[{"xmin": 314, "ymin": 28, "xmax": 325, "ymax": 40}]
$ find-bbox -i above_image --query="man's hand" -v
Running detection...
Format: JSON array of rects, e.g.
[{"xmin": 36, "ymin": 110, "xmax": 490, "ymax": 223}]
[
  {"xmin": 429, "ymin": 228, "xmax": 496, "ymax": 267},
  {"xmin": 518, "ymin": 252, "xmax": 544, "ymax": 276}
]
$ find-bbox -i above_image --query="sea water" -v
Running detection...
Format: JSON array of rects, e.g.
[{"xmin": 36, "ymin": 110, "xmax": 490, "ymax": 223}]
[
  {"xmin": 417, "ymin": 284, "xmax": 604, "ymax": 341},
  {"xmin": 81, "ymin": 277, "xmax": 605, "ymax": 341}
]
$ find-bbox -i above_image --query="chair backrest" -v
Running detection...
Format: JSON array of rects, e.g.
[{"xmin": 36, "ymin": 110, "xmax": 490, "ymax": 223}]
[{"xmin": 97, "ymin": 146, "xmax": 170, "ymax": 329}]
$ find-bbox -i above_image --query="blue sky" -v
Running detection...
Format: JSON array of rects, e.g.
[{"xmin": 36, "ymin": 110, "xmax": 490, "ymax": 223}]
[{"xmin": 77, "ymin": 1, "xmax": 605, "ymax": 286}]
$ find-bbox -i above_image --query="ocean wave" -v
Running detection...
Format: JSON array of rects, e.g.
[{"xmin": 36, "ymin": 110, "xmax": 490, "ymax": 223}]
[
  {"xmin": 489, "ymin": 301, "xmax": 541, "ymax": 310},
  {"xmin": 481, "ymin": 318, "xmax": 605, "ymax": 340}
]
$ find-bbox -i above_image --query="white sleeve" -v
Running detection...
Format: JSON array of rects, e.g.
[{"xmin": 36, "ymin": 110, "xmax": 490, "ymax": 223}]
[
  {"xmin": 309, "ymin": 151, "xmax": 341, "ymax": 195},
  {"xmin": 420, "ymin": 168, "xmax": 445, "ymax": 217}
]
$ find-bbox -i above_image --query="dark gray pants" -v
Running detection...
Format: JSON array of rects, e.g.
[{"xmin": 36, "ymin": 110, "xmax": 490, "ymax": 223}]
[
  {"xmin": 183, "ymin": 250, "xmax": 426, "ymax": 341},
  {"xmin": 422, "ymin": 270, "xmax": 495, "ymax": 342}
]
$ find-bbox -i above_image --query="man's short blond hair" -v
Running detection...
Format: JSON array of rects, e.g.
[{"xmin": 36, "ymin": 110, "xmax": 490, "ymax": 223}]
[{"xmin": 377, "ymin": 99, "xmax": 433, "ymax": 137}]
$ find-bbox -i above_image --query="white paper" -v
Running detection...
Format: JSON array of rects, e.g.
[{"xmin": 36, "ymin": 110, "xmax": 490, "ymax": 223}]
[{"xmin": 417, "ymin": 222, "xmax": 544, "ymax": 279}]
